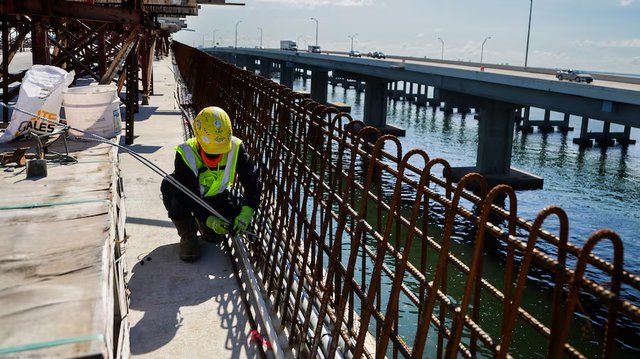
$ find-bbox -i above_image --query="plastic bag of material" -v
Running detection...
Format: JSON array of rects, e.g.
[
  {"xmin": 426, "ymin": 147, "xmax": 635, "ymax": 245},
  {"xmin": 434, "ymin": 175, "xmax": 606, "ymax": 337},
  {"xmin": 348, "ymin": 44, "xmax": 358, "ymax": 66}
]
[{"xmin": 0, "ymin": 65, "xmax": 75, "ymax": 143}]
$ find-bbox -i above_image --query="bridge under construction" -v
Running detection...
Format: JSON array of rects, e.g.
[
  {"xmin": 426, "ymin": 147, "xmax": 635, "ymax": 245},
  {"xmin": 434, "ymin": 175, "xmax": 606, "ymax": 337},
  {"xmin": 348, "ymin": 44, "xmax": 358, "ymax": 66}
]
[{"xmin": 1, "ymin": 2, "xmax": 639, "ymax": 358}]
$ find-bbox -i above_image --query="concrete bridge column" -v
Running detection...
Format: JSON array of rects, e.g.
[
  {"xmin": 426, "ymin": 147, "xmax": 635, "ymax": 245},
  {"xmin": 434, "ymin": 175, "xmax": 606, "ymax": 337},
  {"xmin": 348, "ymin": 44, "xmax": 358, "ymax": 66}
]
[
  {"xmin": 244, "ymin": 57, "xmax": 257, "ymax": 72},
  {"xmin": 363, "ymin": 78, "xmax": 405, "ymax": 135},
  {"xmin": 519, "ymin": 106, "xmax": 533, "ymax": 133},
  {"xmin": 448, "ymin": 98, "xmax": 543, "ymax": 189},
  {"xmin": 259, "ymin": 60, "xmax": 271, "ymax": 77},
  {"xmin": 280, "ymin": 61, "xmax": 294, "ymax": 88},
  {"xmin": 558, "ymin": 113, "xmax": 571, "ymax": 132},
  {"xmin": 476, "ymin": 103, "xmax": 517, "ymax": 174},
  {"xmin": 416, "ymin": 84, "xmax": 428, "ymax": 106},
  {"xmin": 573, "ymin": 117, "xmax": 594, "ymax": 147},
  {"xmin": 539, "ymin": 109, "xmax": 553, "ymax": 133},
  {"xmin": 364, "ymin": 79, "xmax": 388, "ymax": 128},
  {"xmin": 618, "ymin": 126, "xmax": 637, "ymax": 145},
  {"xmin": 595, "ymin": 121, "xmax": 615, "ymax": 147},
  {"xmin": 311, "ymin": 70, "xmax": 328, "ymax": 104}
]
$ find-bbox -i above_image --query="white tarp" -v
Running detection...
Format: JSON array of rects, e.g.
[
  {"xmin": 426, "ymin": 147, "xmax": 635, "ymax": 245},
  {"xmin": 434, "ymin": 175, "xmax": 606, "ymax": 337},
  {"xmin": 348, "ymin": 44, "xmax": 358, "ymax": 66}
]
[{"xmin": 0, "ymin": 65, "xmax": 74, "ymax": 143}]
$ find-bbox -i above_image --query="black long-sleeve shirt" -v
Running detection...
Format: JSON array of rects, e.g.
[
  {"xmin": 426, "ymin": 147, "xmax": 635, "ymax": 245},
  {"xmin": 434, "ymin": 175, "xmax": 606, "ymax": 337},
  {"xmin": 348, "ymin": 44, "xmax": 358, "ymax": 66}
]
[{"xmin": 173, "ymin": 143, "xmax": 261, "ymax": 220}]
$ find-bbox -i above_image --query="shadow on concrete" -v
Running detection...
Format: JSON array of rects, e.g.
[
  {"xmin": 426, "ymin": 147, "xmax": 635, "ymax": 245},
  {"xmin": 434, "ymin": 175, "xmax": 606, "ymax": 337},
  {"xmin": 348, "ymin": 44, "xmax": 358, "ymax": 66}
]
[
  {"xmin": 126, "ymin": 216, "xmax": 174, "ymax": 228},
  {"xmin": 128, "ymin": 106, "xmax": 159, "ymax": 122},
  {"xmin": 120, "ymin": 143, "xmax": 162, "ymax": 154},
  {"xmin": 148, "ymin": 110, "xmax": 182, "ymax": 116},
  {"xmin": 127, "ymin": 242, "xmax": 259, "ymax": 357}
]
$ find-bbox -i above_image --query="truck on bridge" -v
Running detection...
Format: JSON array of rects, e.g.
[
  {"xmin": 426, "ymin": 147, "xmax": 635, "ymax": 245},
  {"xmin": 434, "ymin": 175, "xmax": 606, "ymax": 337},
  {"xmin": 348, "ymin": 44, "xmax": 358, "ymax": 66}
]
[{"xmin": 280, "ymin": 40, "xmax": 297, "ymax": 51}]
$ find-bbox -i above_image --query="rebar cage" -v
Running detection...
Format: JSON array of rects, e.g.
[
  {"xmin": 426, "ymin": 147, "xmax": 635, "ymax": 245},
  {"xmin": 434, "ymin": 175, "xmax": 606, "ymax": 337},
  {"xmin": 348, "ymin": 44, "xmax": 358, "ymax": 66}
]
[{"xmin": 172, "ymin": 41, "xmax": 639, "ymax": 359}]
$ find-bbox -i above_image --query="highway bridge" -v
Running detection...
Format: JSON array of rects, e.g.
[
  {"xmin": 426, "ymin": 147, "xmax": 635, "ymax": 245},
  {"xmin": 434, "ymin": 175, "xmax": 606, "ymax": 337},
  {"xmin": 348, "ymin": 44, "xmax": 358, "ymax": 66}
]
[{"xmin": 207, "ymin": 47, "xmax": 640, "ymax": 188}]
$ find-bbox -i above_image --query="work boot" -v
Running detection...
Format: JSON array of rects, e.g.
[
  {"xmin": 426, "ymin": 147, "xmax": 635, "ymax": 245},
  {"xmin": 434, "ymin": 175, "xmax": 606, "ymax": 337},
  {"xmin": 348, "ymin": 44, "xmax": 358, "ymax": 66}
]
[
  {"xmin": 195, "ymin": 217, "xmax": 226, "ymax": 243},
  {"xmin": 171, "ymin": 217, "xmax": 201, "ymax": 262}
]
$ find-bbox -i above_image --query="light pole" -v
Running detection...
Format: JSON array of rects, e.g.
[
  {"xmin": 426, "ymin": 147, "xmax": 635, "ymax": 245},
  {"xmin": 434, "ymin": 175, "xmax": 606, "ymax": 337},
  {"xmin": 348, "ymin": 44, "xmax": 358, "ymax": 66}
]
[
  {"xmin": 212, "ymin": 29, "xmax": 217, "ymax": 47},
  {"xmin": 310, "ymin": 17, "xmax": 318, "ymax": 46},
  {"xmin": 525, "ymin": 0, "xmax": 533, "ymax": 68},
  {"xmin": 348, "ymin": 33, "xmax": 357, "ymax": 52},
  {"xmin": 480, "ymin": 36, "xmax": 491, "ymax": 64},
  {"xmin": 437, "ymin": 37, "xmax": 444, "ymax": 60},
  {"xmin": 235, "ymin": 20, "xmax": 242, "ymax": 48},
  {"xmin": 257, "ymin": 27, "xmax": 263, "ymax": 48}
]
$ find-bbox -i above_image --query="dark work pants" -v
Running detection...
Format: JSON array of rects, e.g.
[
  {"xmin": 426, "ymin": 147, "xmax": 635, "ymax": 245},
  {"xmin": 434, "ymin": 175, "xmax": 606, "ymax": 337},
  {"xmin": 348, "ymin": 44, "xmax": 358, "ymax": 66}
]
[{"xmin": 160, "ymin": 174, "xmax": 241, "ymax": 224}]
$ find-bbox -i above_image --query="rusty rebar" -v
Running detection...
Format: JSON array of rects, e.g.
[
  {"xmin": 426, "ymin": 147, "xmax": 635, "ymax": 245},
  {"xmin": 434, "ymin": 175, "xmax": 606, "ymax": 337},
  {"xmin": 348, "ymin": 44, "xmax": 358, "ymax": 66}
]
[{"xmin": 172, "ymin": 42, "xmax": 640, "ymax": 358}]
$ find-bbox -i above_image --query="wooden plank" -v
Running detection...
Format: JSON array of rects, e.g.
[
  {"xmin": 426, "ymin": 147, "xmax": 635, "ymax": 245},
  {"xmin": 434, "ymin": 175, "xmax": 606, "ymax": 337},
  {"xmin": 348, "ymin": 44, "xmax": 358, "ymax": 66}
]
[{"xmin": 0, "ymin": 138, "xmax": 124, "ymax": 358}]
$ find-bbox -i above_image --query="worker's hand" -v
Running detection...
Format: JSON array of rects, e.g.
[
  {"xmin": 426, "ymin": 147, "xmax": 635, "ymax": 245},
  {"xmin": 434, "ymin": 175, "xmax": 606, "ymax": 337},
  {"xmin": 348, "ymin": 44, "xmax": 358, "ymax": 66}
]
[
  {"xmin": 233, "ymin": 206, "xmax": 255, "ymax": 235},
  {"xmin": 206, "ymin": 215, "xmax": 229, "ymax": 235}
]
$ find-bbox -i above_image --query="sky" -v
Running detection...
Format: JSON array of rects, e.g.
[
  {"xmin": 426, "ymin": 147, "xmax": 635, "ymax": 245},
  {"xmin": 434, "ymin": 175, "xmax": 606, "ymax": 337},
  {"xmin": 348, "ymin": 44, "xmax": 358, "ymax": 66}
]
[{"xmin": 173, "ymin": 0, "xmax": 640, "ymax": 75}]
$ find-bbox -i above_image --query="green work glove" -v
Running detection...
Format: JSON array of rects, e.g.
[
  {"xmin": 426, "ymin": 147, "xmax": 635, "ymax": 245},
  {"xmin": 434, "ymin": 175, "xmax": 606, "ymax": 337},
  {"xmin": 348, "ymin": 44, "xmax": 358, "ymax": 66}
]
[
  {"xmin": 206, "ymin": 215, "xmax": 229, "ymax": 235},
  {"xmin": 233, "ymin": 206, "xmax": 255, "ymax": 235}
]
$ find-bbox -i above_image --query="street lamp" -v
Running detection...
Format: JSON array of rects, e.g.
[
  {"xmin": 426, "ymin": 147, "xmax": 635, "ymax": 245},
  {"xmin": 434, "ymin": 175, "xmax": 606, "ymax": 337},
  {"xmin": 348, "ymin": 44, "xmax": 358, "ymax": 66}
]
[
  {"xmin": 257, "ymin": 27, "xmax": 263, "ymax": 48},
  {"xmin": 212, "ymin": 29, "xmax": 218, "ymax": 47},
  {"xmin": 310, "ymin": 17, "xmax": 319, "ymax": 46},
  {"xmin": 348, "ymin": 33, "xmax": 358, "ymax": 52},
  {"xmin": 235, "ymin": 20, "xmax": 242, "ymax": 48},
  {"xmin": 437, "ymin": 37, "xmax": 444, "ymax": 60},
  {"xmin": 480, "ymin": 36, "xmax": 491, "ymax": 64},
  {"xmin": 525, "ymin": 0, "xmax": 533, "ymax": 68}
]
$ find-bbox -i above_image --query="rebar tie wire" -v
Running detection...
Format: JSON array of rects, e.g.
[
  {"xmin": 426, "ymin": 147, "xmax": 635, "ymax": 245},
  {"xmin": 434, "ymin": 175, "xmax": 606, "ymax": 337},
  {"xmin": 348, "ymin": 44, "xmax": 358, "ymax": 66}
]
[{"xmin": 0, "ymin": 101, "xmax": 258, "ymax": 237}]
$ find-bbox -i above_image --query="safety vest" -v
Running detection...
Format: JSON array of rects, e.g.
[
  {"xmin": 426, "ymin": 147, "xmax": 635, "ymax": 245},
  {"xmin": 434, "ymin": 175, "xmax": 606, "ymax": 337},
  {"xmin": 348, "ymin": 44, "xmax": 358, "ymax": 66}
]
[{"xmin": 176, "ymin": 136, "xmax": 242, "ymax": 197}]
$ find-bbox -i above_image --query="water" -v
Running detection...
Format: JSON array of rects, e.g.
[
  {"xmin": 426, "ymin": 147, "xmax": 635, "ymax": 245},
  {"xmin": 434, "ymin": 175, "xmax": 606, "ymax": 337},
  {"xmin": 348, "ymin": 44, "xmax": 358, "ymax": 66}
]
[
  {"xmin": 286, "ymin": 75, "xmax": 640, "ymax": 356},
  {"xmin": 290, "ymin": 77, "xmax": 640, "ymax": 275}
]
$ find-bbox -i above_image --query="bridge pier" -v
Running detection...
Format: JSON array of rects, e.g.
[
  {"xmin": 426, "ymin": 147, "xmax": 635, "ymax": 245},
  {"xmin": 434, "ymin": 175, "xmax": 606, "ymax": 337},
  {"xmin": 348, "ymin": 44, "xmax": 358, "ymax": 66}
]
[
  {"xmin": 280, "ymin": 61, "xmax": 294, "ymax": 88},
  {"xmin": 571, "ymin": 117, "xmax": 636, "ymax": 147},
  {"xmin": 311, "ymin": 69, "xmax": 328, "ymax": 105},
  {"xmin": 364, "ymin": 79, "xmax": 404, "ymax": 135},
  {"xmin": 260, "ymin": 57, "xmax": 272, "ymax": 78},
  {"xmin": 518, "ymin": 107, "xmax": 574, "ymax": 133},
  {"xmin": 436, "ymin": 91, "xmax": 543, "ymax": 189}
]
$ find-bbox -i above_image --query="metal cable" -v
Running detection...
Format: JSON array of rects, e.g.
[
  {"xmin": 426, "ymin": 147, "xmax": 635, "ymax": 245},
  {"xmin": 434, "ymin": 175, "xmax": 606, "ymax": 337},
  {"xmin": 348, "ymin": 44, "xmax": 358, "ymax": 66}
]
[{"xmin": 0, "ymin": 101, "xmax": 259, "ymax": 238}]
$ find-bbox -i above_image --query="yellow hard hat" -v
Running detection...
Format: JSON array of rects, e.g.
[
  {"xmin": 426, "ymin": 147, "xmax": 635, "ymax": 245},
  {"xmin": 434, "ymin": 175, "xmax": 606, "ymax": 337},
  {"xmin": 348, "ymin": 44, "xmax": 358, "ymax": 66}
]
[{"xmin": 193, "ymin": 106, "xmax": 233, "ymax": 154}]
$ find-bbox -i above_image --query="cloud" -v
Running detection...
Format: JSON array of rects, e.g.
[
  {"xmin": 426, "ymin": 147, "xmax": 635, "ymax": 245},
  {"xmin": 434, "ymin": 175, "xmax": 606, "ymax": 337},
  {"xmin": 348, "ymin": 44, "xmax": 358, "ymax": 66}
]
[
  {"xmin": 255, "ymin": 0, "xmax": 373, "ymax": 6},
  {"xmin": 620, "ymin": 0, "xmax": 633, "ymax": 6},
  {"xmin": 573, "ymin": 39, "xmax": 640, "ymax": 48},
  {"xmin": 598, "ymin": 39, "xmax": 640, "ymax": 48}
]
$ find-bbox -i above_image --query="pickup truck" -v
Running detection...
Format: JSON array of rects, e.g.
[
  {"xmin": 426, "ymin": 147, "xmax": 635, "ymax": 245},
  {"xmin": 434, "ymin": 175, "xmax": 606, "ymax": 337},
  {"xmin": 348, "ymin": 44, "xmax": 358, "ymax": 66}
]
[{"xmin": 555, "ymin": 69, "xmax": 594, "ymax": 83}]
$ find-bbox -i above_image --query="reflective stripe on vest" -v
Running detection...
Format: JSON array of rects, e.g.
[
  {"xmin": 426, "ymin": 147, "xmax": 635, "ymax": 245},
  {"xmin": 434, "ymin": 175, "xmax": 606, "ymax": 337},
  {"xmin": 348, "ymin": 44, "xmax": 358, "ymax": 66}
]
[
  {"xmin": 177, "ymin": 142, "xmax": 205, "ymax": 195},
  {"xmin": 176, "ymin": 137, "xmax": 242, "ymax": 197}
]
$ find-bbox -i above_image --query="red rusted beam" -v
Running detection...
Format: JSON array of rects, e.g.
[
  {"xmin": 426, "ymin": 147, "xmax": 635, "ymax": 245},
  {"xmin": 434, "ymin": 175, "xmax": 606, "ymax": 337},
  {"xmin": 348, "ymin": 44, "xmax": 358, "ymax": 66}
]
[
  {"xmin": 100, "ymin": 30, "xmax": 139, "ymax": 85},
  {"xmin": 0, "ymin": 24, "xmax": 29, "ymax": 81},
  {"xmin": 31, "ymin": 19, "xmax": 50, "ymax": 65}
]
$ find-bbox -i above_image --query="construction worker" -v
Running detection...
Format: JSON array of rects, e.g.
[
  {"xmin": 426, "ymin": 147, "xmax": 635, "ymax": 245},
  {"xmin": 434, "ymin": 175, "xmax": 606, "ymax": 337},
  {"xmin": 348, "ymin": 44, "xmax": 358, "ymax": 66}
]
[{"xmin": 160, "ymin": 106, "xmax": 261, "ymax": 262}]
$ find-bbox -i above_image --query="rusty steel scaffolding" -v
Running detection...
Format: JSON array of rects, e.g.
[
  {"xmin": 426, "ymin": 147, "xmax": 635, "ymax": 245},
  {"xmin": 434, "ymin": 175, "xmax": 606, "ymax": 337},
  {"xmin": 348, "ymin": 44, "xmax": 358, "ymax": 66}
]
[
  {"xmin": 173, "ymin": 42, "xmax": 640, "ymax": 358},
  {"xmin": 0, "ymin": 1, "xmax": 215, "ymax": 144}
]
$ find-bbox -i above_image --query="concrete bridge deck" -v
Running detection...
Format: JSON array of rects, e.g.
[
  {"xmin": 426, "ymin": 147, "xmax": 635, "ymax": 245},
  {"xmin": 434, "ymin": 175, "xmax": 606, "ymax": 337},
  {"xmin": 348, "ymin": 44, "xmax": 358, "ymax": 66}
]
[{"xmin": 120, "ymin": 54, "xmax": 261, "ymax": 358}]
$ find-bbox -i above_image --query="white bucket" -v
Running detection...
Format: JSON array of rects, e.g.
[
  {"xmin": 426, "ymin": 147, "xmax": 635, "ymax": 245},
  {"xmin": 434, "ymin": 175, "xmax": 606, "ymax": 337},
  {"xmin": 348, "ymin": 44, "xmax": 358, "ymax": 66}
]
[
  {"xmin": 63, "ymin": 85, "xmax": 122, "ymax": 138},
  {"xmin": 63, "ymin": 84, "xmax": 117, "ymax": 106}
]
